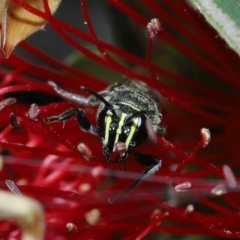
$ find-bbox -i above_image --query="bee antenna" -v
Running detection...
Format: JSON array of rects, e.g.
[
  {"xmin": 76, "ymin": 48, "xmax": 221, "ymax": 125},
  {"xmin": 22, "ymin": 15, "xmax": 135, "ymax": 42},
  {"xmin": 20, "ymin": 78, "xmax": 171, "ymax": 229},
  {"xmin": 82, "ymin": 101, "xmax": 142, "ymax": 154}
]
[{"xmin": 81, "ymin": 86, "xmax": 117, "ymax": 118}]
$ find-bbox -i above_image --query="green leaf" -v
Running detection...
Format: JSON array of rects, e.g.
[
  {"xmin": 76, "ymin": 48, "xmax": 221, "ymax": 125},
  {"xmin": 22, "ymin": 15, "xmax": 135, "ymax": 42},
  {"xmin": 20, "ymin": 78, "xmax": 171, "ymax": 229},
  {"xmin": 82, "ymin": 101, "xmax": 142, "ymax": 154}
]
[{"xmin": 188, "ymin": 0, "xmax": 240, "ymax": 55}]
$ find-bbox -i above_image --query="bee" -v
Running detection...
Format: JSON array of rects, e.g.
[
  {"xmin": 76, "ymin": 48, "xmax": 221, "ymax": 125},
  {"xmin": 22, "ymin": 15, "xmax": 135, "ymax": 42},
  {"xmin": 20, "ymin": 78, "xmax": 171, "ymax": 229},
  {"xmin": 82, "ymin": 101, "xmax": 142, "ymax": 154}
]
[{"xmin": 45, "ymin": 80, "xmax": 166, "ymax": 202}]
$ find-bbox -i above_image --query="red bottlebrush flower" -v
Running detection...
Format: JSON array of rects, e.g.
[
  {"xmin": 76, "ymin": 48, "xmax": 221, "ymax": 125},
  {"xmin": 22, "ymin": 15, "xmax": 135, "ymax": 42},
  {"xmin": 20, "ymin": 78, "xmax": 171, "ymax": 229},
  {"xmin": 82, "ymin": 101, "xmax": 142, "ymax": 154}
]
[{"xmin": 0, "ymin": 0, "xmax": 240, "ymax": 239}]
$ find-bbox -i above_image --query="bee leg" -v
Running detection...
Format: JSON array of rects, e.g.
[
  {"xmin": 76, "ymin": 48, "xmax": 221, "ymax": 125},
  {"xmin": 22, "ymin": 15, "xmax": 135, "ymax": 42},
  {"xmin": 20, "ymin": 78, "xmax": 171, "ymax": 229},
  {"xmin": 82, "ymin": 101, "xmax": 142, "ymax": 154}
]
[
  {"xmin": 48, "ymin": 81, "xmax": 108, "ymax": 106},
  {"xmin": 44, "ymin": 108, "xmax": 98, "ymax": 134},
  {"xmin": 109, "ymin": 152, "xmax": 161, "ymax": 203}
]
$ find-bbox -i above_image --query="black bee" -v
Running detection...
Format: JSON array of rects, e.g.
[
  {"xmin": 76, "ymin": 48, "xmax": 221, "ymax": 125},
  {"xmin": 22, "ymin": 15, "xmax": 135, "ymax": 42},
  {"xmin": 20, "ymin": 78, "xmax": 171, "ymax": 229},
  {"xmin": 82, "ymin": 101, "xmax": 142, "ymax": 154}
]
[{"xmin": 45, "ymin": 81, "xmax": 166, "ymax": 202}]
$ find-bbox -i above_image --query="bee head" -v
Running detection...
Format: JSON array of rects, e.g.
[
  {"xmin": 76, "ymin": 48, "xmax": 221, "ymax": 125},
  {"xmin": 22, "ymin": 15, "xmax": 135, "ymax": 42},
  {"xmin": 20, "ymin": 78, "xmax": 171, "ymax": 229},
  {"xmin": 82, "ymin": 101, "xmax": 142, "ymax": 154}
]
[
  {"xmin": 98, "ymin": 106, "xmax": 149, "ymax": 162},
  {"xmin": 81, "ymin": 86, "xmax": 153, "ymax": 162}
]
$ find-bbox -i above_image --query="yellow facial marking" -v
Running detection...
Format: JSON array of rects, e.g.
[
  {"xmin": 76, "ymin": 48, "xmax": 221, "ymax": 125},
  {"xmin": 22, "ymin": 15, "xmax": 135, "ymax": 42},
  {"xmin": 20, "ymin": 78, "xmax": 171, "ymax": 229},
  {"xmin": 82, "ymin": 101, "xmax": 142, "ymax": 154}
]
[
  {"xmin": 113, "ymin": 113, "xmax": 127, "ymax": 151},
  {"xmin": 125, "ymin": 117, "xmax": 139, "ymax": 149},
  {"xmin": 116, "ymin": 113, "xmax": 127, "ymax": 134},
  {"xmin": 119, "ymin": 102, "xmax": 140, "ymax": 111},
  {"xmin": 104, "ymin": 111, "xmax": 112, "ymax": 145}
]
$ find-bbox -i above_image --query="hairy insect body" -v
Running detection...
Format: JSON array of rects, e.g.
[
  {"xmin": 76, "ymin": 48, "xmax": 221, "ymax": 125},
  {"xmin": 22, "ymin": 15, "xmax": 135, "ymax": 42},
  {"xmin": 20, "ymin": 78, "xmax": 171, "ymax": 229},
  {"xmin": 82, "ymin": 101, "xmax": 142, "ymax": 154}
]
[
  {"xmin": 97, "ymin": 81, "xmax": 162, "ymax": 161},
  {"xmin": 45, "ymin": 80, "xmax": 165, "ymax": 202}
]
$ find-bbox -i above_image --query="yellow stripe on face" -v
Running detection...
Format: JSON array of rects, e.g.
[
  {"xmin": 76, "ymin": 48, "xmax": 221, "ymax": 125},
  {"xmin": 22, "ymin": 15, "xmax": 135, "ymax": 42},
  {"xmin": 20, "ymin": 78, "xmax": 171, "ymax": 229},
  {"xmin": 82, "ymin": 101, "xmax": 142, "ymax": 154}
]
[
  {"xmin": 104, "ymin": 111, "xmax": 112, "ymax": 146},
  {"xmin": 119, "ymin": 102, "xmax": 140, "ymax": 111},
  {"xmin": 113, "ymin": 113, "xmax": 127, "ymax": 151},
  {"xmin": 125, "ymin": 117, "xmax": 139, "ymax": 149},
  {"xmin": 116, "ymin": 113, "xmax": 127, "ymax": 134}
]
